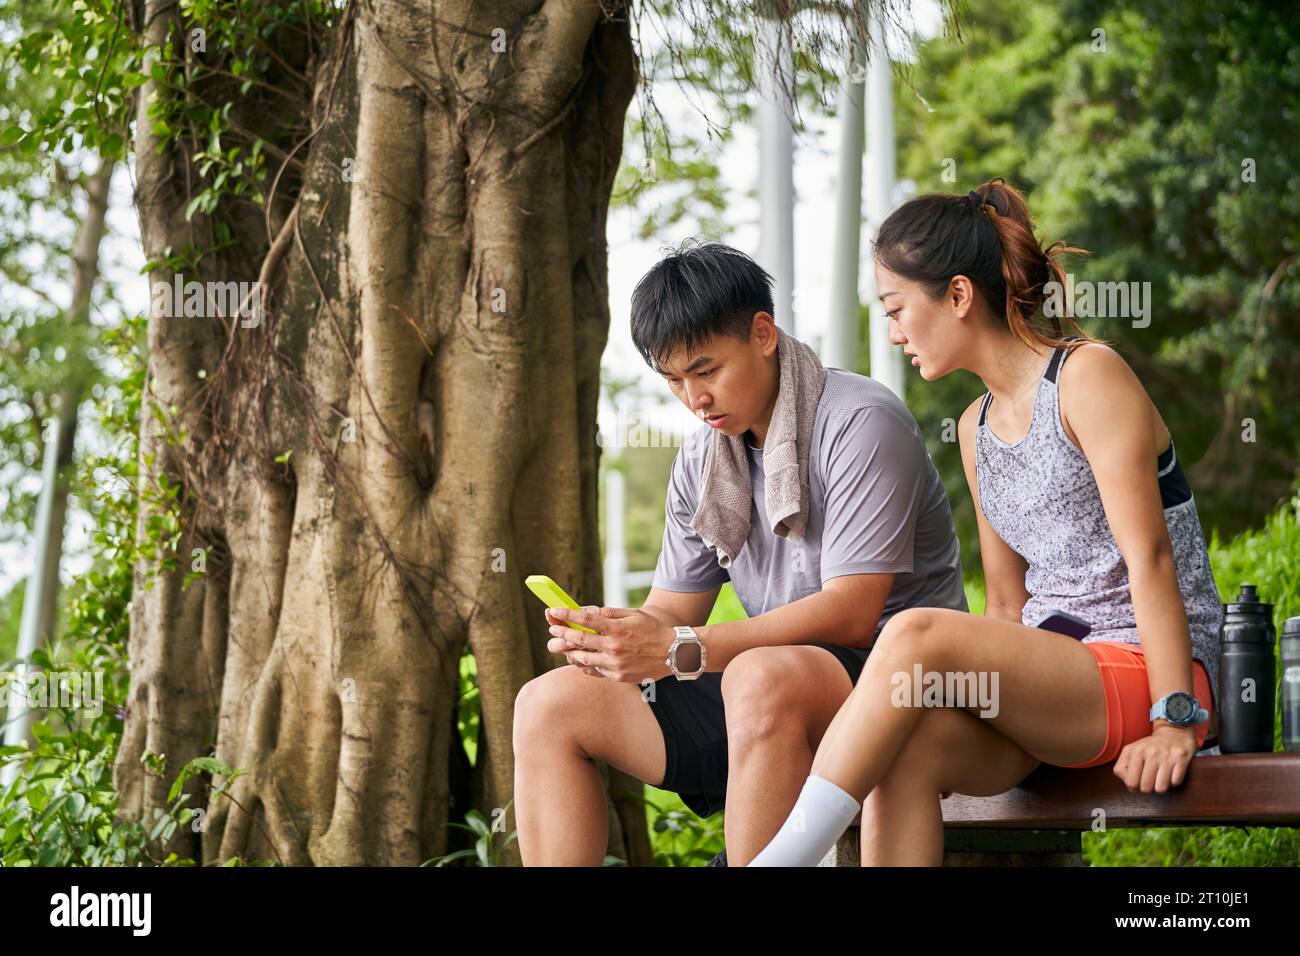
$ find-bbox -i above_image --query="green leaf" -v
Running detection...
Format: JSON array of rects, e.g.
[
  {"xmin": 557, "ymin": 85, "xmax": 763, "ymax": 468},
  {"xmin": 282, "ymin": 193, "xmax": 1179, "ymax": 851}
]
[
  {"xmin": 431, "ymin": 849, "xmax": 477, "ymax": 866},
  {"xmin": 148, "ymin": 812, "xmax": 170, "ymax": 842}
]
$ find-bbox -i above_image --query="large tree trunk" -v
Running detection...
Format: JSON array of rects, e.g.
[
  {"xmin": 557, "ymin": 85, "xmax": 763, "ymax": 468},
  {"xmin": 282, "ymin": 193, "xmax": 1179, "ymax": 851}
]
[{"xmin": 114, "ymin": 0, "xmax": 641, "ymax": 866}]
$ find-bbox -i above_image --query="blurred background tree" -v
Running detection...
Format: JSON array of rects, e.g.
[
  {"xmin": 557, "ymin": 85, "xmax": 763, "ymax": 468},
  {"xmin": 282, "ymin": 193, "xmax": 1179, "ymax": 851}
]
[{"xmin": 0, "ymin": 0, "xmax": 128, "ymax": 662}]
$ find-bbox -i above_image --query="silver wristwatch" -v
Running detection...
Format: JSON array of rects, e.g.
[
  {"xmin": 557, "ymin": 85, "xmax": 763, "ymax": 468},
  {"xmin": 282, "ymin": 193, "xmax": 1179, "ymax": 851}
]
[{"xmin": 665, "ymin": 625, "xmax": 707, "ymax": 680}]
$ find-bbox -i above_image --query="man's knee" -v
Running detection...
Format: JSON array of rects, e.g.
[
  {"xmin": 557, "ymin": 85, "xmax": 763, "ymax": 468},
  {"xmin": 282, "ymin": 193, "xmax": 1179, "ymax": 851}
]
[
  {"xmin": 514, "ymin": 666, "xmax": 586, "ymax": 752},
  {"xmin": 514, "ymin": 667, "xmax": 664, "ymax": 779},
  {"xmin": 721, "ymin": 647, "xmax": 837, "ymax": 750}
]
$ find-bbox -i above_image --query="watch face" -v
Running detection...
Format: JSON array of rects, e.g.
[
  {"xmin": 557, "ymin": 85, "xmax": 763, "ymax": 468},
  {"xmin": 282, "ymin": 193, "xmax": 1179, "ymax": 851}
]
[
  {"xmin": 1167, "ymin": 694, "xmax": 1194, "ymax": 722},
  {"xmin": 675, "ymin": 642, "xmax": 701, "ymax": 673}
]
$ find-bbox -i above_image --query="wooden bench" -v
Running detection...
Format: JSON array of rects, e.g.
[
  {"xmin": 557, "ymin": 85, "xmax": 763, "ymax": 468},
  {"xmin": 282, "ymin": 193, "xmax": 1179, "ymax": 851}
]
[{"xmin": 818, "ymin": 753, "xmax": 1300, "ymax": 866}]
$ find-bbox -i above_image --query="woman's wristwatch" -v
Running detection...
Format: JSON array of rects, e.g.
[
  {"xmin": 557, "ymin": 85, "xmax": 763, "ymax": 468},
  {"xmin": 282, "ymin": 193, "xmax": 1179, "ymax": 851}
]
[
  {"xmin": 666, "ymin": 625, "xmax": 707, "ymax": 680},
  {"xmin": 1149, "ymin": 691, "xmax": 1209, "ymax": 727}
]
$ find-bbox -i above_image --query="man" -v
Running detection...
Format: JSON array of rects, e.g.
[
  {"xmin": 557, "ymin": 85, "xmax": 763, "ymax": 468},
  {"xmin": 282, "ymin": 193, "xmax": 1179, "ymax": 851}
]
[{"xmin": 513, "ymin": 240, "xmax": 967, "ymax": 866}]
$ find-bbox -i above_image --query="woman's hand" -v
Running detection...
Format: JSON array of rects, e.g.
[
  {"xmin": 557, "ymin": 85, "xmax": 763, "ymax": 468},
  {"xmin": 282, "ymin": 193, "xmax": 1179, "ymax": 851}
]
[{"xmin": 1113, "ymin": 723, "xmax": 1198, "ymax": 793}]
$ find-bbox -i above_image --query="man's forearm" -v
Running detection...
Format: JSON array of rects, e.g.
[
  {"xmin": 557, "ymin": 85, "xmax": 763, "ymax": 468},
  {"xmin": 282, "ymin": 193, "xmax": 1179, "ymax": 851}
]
[
  {"xmin": 639, "ymin": 606, "xmax": 679, "ymax": 630},
  {"xmin": 690, "ymin": 592, "xmax": 875, "ymax": 673}
]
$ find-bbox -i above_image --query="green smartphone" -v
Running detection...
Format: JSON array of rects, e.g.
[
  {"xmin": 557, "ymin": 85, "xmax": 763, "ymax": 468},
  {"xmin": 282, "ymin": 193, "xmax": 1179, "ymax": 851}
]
[{"xmin": 524, "ymin": 574, "xmax": 599, "ymax": 635}]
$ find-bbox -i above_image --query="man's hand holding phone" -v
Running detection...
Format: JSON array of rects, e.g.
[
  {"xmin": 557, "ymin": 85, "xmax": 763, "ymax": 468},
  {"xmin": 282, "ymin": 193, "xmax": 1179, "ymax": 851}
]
[
  {"xmin": 546, "ymin": 605, "xmax": 675, "ymax": 683},
  {"xmin": 525, "ymin": 574, "xmax": 675, "ymax": 683},
  {"xmin": 545, "ymin": 604, "xmax": 604, "ymax": 676}
]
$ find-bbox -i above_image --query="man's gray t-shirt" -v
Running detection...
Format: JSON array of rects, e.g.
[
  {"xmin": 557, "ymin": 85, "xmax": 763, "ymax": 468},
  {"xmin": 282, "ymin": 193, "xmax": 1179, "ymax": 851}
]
[{"xmin": 652, "ymin": 367, "xmax": 968, "ymax": 655}]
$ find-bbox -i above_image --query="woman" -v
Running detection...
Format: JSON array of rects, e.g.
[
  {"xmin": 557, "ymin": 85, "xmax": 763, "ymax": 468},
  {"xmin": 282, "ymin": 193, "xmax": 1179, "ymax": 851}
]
[{"xmin": 748, "ymin": 179, "xmax": 1224, "ymax": 867}]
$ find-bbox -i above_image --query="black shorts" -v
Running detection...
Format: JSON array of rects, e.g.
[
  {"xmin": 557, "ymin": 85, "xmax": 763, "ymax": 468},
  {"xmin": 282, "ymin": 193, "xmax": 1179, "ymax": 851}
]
[{"xmin": 645, "ymin": 642, "xmax": 869, "ymax": 818}]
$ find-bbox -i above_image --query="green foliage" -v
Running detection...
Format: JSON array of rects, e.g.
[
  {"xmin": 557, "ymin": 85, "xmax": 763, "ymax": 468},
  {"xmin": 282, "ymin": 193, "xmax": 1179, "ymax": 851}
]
[
  {"xmin": 0, "ymin": 600, "xmax": 198, "ymax": 868},
  {"xmin": 645, "ymin": 785, "xmax": 725, "ymax": 866},
  {"xmin": 3, "ymin": 0, "xmax": 339, "ymax": 286},
  {"xmin": 613, "ymin": 113, "xmax": 730, "ymax": 241},
  {"xmin": 596, "ymin": 375, "xmax": 681, "ymax": 589},
  {"xmin": 1210, "ymin": 493, "xmax": 1300, "ymax": 620},
  {"xmin": 963, "ymin": 575, "xmax": 987, "ymax": 616},
  {"xmin": 457, "ymin": 648, "xmax": 481, "ymax": 767},
  {"xmin": 0, "ymin": 734, "xmax": 196, "ymax": 867},
  {"xmin": 424, "ymin": 800, "xmax": 630, "ymax": 867},
  {"xmin": 1084, "ymin": 825, "xmax": 1299, "ymax": 868},
  {"xmin": 424, "ymin": 804, "xmax": 519, "ymax": 867},
  {"xmin": 3, "ymin": 0, "xmax": 137, "ymax": 163},
  {"xmin": 0, "ymin": 579, "xmax": 24, "ymax": 664}
]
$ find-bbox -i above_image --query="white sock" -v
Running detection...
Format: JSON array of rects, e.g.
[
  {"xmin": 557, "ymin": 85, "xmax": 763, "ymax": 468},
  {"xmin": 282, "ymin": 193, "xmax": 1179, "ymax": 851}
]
[{"xmin": 747, "ymin": 774, "xmax": 862, "ymax": 867}]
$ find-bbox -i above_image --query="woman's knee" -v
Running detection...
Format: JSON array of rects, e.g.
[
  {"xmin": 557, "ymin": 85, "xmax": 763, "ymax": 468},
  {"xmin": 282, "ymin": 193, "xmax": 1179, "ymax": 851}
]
[{"xmin": 873, "ymin": 607, "xmax": 963, "ymax": 674}]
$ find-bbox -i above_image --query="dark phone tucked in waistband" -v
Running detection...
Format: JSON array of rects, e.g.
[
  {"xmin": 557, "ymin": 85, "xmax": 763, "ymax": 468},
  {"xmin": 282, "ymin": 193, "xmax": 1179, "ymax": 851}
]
[{"xmin": 1030, "ymin": 609, "xmax": 1093, "ymax": 640}]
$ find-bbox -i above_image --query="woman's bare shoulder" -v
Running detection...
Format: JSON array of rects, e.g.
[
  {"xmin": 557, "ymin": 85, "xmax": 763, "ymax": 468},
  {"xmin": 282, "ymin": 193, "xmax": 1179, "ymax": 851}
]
[
  {"xmin": 1058, "ymin": 341, "xmax": 1164, "ymax": 450},
  {"xmin": 1060, "ymin": 341, "xmax": 1141, "ymax": 392}
]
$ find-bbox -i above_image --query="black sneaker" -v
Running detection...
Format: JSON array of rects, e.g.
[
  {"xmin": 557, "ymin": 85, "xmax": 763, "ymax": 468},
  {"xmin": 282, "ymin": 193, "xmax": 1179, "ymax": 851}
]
[{"xmin": 706, "ymin": 848, "xmax": 727, "ymax": 867}]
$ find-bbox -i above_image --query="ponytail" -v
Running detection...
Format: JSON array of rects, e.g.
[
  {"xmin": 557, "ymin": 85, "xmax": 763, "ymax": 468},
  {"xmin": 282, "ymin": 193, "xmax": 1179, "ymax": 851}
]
[{"xmin": 875, "ymin": 177, "xmax": 1105, "ymax": 353}]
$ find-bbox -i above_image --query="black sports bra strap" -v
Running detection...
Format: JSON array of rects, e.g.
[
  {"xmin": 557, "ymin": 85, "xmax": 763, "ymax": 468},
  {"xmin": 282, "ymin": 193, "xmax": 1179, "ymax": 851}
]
[
  {"xmin": 978, "ymin": 391, "xmax": 993, "ymax": 425},
  {"xmin": 1044, "ymin": 335, "xmax": 1084, "ymax": 384}
]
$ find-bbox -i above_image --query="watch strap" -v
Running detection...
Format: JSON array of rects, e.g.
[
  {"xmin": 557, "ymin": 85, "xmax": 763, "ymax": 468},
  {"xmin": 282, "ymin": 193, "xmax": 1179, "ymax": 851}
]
[{"xmin": 1149, "ymin": 691, "xmax": 1208, "ymax": 726}]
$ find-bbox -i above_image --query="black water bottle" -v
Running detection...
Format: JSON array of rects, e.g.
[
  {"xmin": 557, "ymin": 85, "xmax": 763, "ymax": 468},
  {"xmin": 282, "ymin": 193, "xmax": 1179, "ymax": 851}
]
[
  {"xmin": 1282, "ymin": 617, "xmax": 1300, "ymax": 752},
  {"xmin": 1218, "ymin": 584, "xmax": 1276, "ymax": 753}
]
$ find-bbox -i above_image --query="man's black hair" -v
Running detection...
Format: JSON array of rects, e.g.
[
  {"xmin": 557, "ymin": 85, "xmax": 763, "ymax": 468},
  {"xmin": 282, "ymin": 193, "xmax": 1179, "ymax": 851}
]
[{"xmin": 629, "ymin": 239, "xmax": 775, "ymax": 374}]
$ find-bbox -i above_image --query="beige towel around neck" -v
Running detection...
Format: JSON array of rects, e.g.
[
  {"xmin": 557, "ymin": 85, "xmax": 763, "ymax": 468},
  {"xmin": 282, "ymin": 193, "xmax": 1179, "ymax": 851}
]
[{"xmin": 690, "ymin": 328, "xmax": 827, "ymax": 569}]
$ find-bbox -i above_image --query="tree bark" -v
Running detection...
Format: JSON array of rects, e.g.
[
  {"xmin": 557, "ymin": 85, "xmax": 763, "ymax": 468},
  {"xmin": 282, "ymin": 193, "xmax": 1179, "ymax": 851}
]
[{"xmin": 114, "ymin": 0, "xmax": 641, "ymax": 866}]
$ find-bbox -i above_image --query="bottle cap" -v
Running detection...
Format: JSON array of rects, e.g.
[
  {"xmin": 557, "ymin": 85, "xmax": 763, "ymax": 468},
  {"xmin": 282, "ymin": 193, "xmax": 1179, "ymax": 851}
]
[{"xmin": 1225, "ymin": 583, "xmax": 1272, "ymax": 615}]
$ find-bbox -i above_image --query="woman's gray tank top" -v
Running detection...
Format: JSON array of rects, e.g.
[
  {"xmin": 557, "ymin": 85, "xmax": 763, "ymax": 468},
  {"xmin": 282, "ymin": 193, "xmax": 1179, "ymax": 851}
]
[{"xmin": 974, "ymin": 339, "xmax": 1224, "ymax": 713}]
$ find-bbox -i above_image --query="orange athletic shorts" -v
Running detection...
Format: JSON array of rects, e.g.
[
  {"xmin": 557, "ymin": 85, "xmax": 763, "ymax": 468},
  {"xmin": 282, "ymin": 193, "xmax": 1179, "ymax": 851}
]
[{"xmin": 1059, "ymin": 640, "xmax": 1215, "ymax": 769}]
